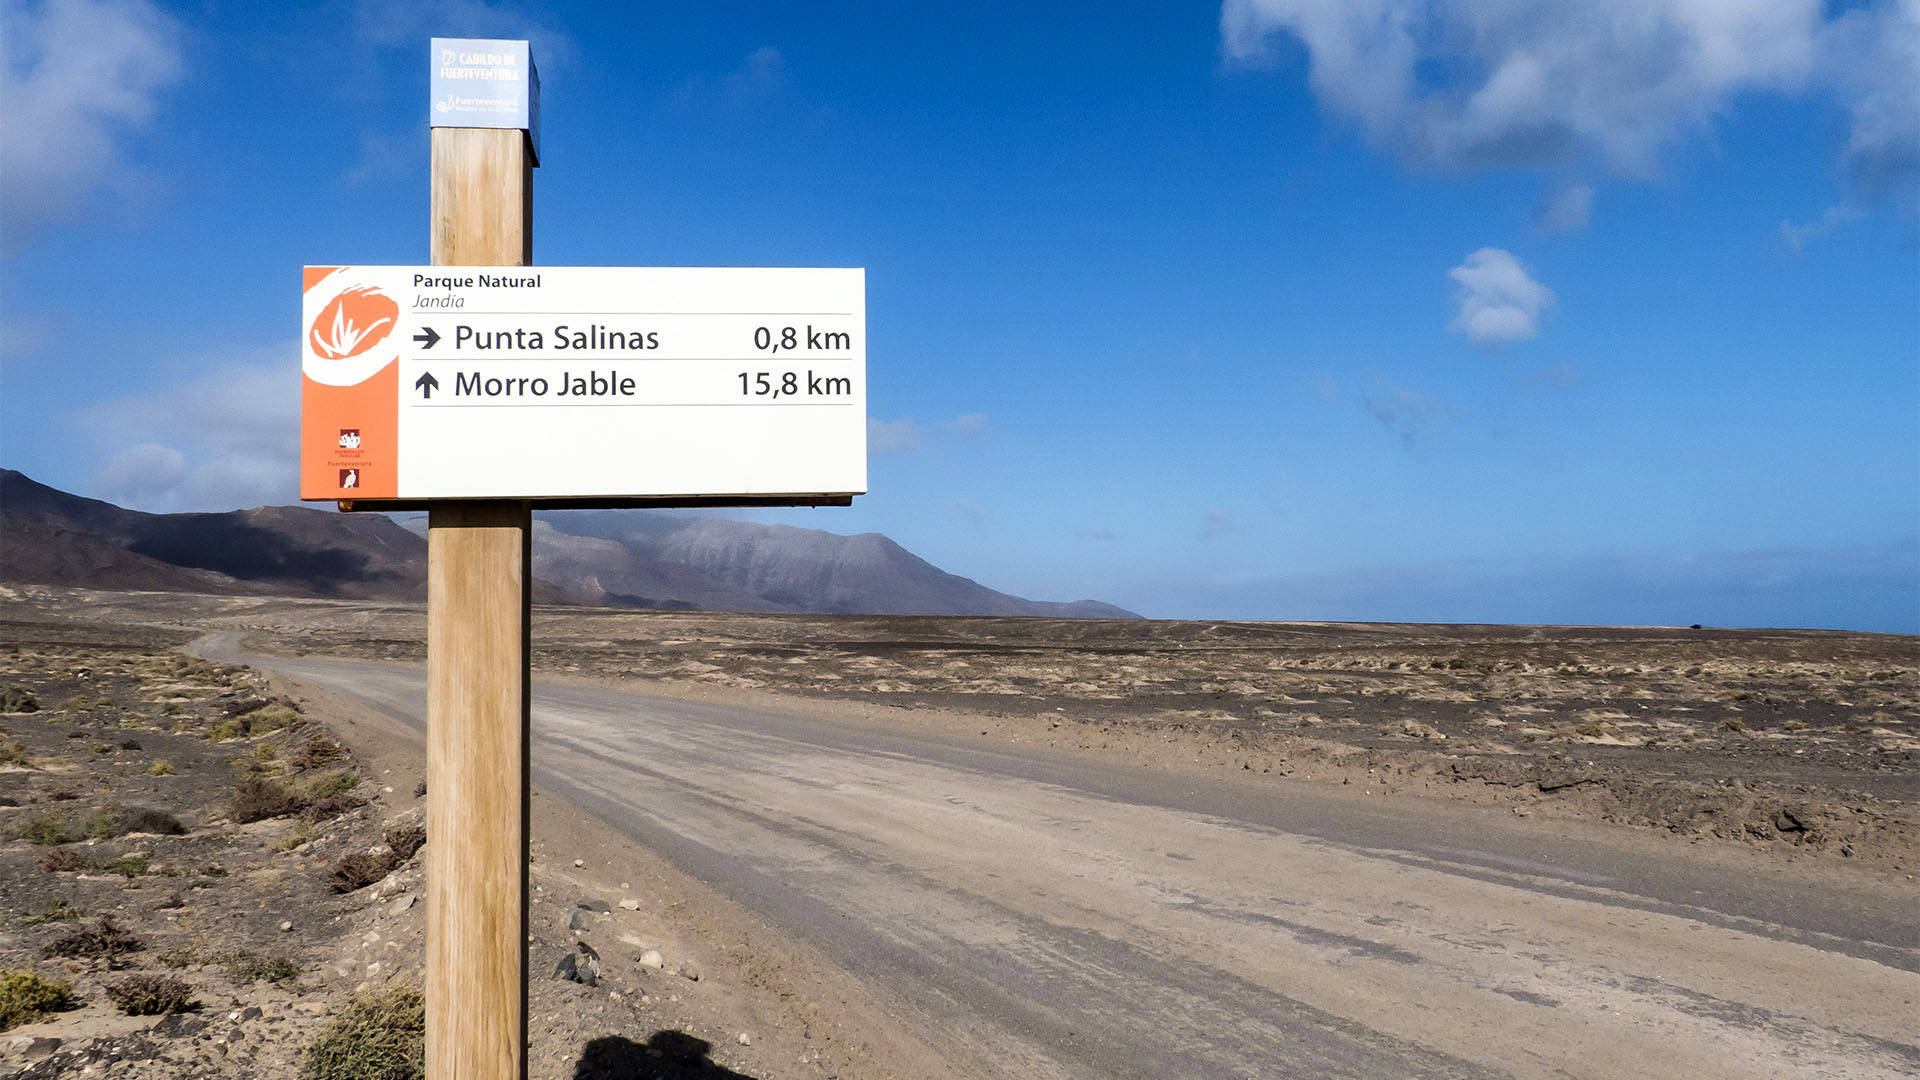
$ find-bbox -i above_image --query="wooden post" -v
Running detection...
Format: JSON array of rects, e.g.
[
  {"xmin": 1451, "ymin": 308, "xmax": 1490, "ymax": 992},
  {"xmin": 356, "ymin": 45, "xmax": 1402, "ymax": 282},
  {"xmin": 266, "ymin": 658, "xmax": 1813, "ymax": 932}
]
[{"xmin": 426, "ymin": 126, "xmax": 533, "ymax": 1080}]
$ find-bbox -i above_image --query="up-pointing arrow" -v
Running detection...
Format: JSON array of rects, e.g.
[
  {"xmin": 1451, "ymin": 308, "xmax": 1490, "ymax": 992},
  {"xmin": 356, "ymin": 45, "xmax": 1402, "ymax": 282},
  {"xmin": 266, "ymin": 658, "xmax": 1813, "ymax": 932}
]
[
  {"xmin": 415, "ymin": 371, "xmax": 440, "ymax": 399},
  {"xmin": 413, "ymin": 326, "xmax": 441, "ymax": 349}
]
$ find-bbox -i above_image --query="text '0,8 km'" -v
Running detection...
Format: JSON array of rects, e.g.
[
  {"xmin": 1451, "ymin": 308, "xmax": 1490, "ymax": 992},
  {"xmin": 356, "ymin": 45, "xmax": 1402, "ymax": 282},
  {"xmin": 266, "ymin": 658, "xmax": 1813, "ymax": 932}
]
[{"xmin": 300, "ymin": 264, "xmax": 866, "ymax": 502}]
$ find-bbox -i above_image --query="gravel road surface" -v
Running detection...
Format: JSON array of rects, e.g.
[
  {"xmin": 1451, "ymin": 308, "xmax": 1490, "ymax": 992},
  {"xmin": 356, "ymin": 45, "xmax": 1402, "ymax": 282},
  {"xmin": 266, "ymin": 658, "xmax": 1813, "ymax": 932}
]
[{"xmin": 216, "ymin": 640, "xmax": 1920, "ymax": 1080}]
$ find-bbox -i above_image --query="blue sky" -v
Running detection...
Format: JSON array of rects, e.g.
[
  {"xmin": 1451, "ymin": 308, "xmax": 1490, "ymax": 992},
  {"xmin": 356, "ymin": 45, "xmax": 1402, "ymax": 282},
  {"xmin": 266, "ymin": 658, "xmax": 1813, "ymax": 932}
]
[{"xmin": 3, "ymin": 1, "xmax": 1916, "ymax": 631}]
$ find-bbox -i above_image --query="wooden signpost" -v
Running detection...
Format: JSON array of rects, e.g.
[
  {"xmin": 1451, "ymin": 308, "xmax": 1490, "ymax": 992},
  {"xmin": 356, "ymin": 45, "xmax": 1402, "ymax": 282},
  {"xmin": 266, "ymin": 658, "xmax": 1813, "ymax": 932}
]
[
  {"xmin": 298, "ymin": 38, "xmax": 865, "ymax": 1080},
  {"xmin": 424, "ymin": 122, "xmax": 534, "ymax": 1080}
]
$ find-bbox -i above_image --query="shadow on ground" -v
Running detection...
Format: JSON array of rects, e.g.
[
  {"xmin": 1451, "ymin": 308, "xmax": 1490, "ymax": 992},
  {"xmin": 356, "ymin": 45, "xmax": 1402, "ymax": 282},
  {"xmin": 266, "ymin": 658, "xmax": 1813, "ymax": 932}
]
[{"xmin": 572, "ymin": 1031, "xmax": 760, "ymax": 1079}]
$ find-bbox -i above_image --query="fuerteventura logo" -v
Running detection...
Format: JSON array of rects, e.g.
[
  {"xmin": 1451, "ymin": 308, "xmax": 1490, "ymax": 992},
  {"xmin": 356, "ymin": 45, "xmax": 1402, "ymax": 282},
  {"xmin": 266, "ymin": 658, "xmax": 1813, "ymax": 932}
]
[{"xmin": 308, "ymin": 285, "xmax": 398, "ymax": 361}]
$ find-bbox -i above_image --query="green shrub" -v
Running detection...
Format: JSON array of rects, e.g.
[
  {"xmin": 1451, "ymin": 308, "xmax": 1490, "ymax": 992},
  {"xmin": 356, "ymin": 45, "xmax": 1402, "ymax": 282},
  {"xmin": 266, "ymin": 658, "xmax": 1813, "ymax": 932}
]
[
  {"xmin": 208, "ymin": 720, "xmax": 246, "ymax": 742},
  {"xmin": 0, "ymin": 685, "xmax": 40, "ymax": 713},
  {"xmin": 83, "ymin": 806, "xmax": 122, "ymax": 840},
  {"xmin": 240, "ymin": 704, "xmax": 300, "ymax": 734},
  {"xmin": 20, "ymin": 899, "xmax": 85, "ymax": 926},
  {"xmin": 146, "ymin": 759, "xmax": 176, "ymax": 776},
  {"xmin": 98, "ymin": 854, "xmax": 152, "ymax": 878},
  {"xmin": 0, "ymin": 971, "xmax": 74, "ymax": 1031},
  {"xmin": 19, "ymin": 813, "xmax": 76, "ymax": 846},
  {"xmin": 301, "ymin": 987, "xmax": 424, "ymax": 1080},
  {"xmin": 104, "ymin": 974, "xmax": 195, "ymax": 1015},
  {"xmin": 0, "ymin": 740, "xmax": 29, "ymax": 766},
  {"xmin": 226, "ymin": 952, "xmax": 299, "ymax": 984},
  {"xmin": 305, "ymin": 770, "xmax": 359, "ymax": 799}
]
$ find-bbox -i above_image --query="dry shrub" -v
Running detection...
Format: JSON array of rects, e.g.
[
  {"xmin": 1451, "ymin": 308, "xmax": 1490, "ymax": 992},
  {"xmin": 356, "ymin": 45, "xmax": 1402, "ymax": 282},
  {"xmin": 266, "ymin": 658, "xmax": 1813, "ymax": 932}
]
[
  {"xmin": 327, "ymin": 852, "xmax": 393, "ymax": 893},
  {"xmin": 325, "ymin": 822, "xmax": 425, "ymax": 894},
  {"xmin": 384, "ymin": 824, "xmax": 425, "ymax": 863},
  {"xmin": 41, "ymin": 847, "xmax": 87, "ymax": 872},
  {"xmin": 300, "ymin": 793, "xmax": 361, "ymax": 824},
  {"xmin": 42, "ymin": 915, "xmax": 144, "ymax": 968},
  {"xmin": 104, "ymin": 974, "xmax": 195, "ymax": 1015},
  {"xmin": 288, "ymin": 736, "xmax": 344, "ymax": 769},
  {"xmin": 119, "ymin": 805, "xmax": 187, "ymax": 836},
  {"xmin": 230, "ymin": 777, "xmax": 304, "ymax": 823},
  {"xmin": 219, "ymin": 696, "xmax": 270, "ymax": 717}
]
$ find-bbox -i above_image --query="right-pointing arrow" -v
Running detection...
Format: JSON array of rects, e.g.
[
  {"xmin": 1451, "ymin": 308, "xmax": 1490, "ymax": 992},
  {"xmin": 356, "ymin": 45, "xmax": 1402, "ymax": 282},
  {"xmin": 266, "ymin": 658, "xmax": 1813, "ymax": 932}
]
[
  {"xmin": 413, "ymin": 326, "xmax": 440, "ymax": 349},
  {"xmin": 415, "ymin": 371, "xmax": 440, "ymax": 399}
]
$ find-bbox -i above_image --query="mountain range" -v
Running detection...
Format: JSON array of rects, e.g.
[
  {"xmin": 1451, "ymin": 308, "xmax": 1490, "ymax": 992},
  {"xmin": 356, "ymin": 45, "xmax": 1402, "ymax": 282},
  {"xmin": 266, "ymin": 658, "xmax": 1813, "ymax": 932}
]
[{"xmin": 0, "ymin": 470, "xmax": 1137, "ymax": 618}]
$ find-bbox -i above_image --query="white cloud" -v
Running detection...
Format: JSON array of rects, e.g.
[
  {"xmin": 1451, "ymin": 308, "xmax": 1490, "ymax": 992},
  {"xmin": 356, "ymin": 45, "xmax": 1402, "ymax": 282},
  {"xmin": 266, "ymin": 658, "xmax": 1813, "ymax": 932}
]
[
  {"xmin": 1779, "ymin": 202, "xmax": 1866, "ymax": 253},
  {"xmin": 1447, "ymin": 248, "xmax": 1553, "ymax": 348},
  {"xmin": 867, "ymin": 418, "xmax": 922, "ymax": 453},
  {"xmin": 941, "ymin": 413, "xmax": 988, "ymax": 437},
  {"xmin": 0, "ymin": 0, "xmax": 183, "ymax": 252},
  {"xmin": 1534, "ymin": 182, "xmax": 1592, "ymax": 234},
  {"xmin": 72, "ymin": 352, "xmax": 300, "ymax": 512},
  {"xmin": 1221, "ymin": 1, "xmax": 1918, "ymax": 219},
  {"xmin": 1821, "ymin": 3, "xmax": 1920, "ymax": 216},
  {"xmin": 868, "ymin": 414, "xmax": 989, "ymax": 454}
]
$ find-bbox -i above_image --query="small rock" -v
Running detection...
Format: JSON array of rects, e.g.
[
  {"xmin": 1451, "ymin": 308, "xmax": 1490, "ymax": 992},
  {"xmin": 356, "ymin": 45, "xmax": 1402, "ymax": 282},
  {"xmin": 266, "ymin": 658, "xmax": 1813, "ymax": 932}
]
[
  {"xmin": 737, "ymin": 1033, "xmax": 751, "ymax": 1046},
  {"xmin": 391, "ymin": 893, "xmax": 415, "ymax": 914},
  {"xmin": 237, "ymin": 1007, "xmax": 263, "ymax": 1023},
  {"xmin": 677, "ymin": 961, "xmax": 701, "ymax": 982},
  {"xmin": 574, "ymin": 859, "xmax": 585, "ymax": 868},
  {"xmin": 20, "ymin": 1036, "xmax": 61, "ymax": 1060},
  {"xmin": 156, "ymin": 893, "xmax": 186, "ymax": 910},
  {"xmin": 577, "ymin": 899, "xmax": 611, "ymax": 913},
  {"xmin": 413, "ymin": 781, "xmax": 427, "ymax": 798},
  {"xmin": 618, "ymin": 898, "xmax": 640, "ymax": 911},
  {"xmin": 555, "ymin": 942, "xmax": 601, "ymax": 986},
  {"xmin": 618, "ymin": 932, "xmax": 647, "ymax": 948},
  {"xmin": 567, "ymin": 910, "xmax": 590, "ymax": 931},
  {"xmin": 279, "ymin": 920, "xmax": 293, "ymax": 933},
  {"xmin": 638, "ymin": 949, "xmax": 664, "ymax": 969}
]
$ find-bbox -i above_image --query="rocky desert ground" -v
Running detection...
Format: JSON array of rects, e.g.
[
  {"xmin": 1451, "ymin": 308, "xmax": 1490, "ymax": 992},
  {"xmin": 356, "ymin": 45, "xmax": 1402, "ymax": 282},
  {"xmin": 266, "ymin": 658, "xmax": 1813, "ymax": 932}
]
[
  {"xmin": 0, "ymin": 595, "xmax": 942, "ymax": 1079},
  {"xmin": 0, "ymin": 583, "xmax": 1914, "ymax": 1076}
]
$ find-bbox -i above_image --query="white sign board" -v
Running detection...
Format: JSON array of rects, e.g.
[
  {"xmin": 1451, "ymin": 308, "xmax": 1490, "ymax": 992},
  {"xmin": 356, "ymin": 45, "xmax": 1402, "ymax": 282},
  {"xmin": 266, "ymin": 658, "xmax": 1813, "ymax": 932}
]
[
  {"xmin": 300, "ymin": 266, "xmax": 866, "ymax": 503},
  {"xmin": 430, "ymin": 38, "xmax": 540, "ymax": 162}
]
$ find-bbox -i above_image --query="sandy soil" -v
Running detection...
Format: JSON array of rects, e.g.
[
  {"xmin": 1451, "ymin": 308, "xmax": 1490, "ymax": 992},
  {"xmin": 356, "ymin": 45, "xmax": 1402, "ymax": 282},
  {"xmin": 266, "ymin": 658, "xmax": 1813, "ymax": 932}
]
[{"xmin": 11, "ymin": 586, "xmax": 1913, "ymax": 874}]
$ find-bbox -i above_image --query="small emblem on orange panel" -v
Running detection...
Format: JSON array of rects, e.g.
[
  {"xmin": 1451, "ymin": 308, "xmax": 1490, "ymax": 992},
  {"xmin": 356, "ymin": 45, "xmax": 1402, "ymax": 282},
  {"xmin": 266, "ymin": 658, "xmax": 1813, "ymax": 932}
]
[{"xmin": 309, "ymin": 286, "xmax": 398, "ymax": 361}]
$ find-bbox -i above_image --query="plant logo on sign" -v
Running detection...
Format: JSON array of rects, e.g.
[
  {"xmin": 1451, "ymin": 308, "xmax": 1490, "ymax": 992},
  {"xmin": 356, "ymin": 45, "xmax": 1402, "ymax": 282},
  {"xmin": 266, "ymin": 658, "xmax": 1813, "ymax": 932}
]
[{"xmin": 309, "ymin": 286, "xmax": 398, "ymax": 361}]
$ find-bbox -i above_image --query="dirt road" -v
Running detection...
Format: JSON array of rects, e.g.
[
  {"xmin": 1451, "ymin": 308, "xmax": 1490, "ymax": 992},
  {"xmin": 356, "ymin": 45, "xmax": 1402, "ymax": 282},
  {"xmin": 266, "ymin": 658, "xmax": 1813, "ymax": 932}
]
[{"xmin": 216, "ymin": 639, "xmax": 1920, "ymax": 1080}]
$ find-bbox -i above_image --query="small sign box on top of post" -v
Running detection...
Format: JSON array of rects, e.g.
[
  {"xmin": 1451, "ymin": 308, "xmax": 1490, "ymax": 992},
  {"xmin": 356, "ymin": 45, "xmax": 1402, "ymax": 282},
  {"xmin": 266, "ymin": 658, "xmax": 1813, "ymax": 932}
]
[{"xmin": 431, "ymin": 37, "xmax": 540, "ymax": 162}]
